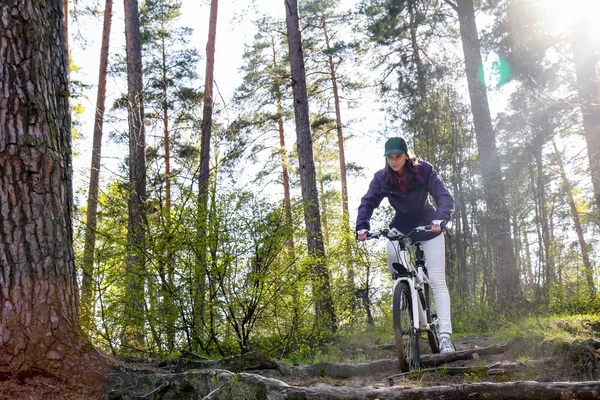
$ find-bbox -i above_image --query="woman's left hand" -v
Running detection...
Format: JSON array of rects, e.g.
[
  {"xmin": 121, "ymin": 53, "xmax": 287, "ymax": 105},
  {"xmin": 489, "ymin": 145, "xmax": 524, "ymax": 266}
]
[{"xmin": 431, "ymin": 220, "xmax": 443, "ymax": 233}]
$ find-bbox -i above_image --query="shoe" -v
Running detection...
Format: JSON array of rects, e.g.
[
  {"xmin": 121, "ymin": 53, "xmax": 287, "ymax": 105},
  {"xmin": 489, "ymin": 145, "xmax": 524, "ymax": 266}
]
[{"xmin": 438, "ymin": 334, "xmax": 456, "ymax": 353}]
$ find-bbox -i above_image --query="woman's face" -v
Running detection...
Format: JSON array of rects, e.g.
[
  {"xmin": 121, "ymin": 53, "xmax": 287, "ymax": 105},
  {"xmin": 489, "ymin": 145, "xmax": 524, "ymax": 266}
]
[{"xmin": 387, "ymin": 153, "xmax": 407, "ymax": 172}]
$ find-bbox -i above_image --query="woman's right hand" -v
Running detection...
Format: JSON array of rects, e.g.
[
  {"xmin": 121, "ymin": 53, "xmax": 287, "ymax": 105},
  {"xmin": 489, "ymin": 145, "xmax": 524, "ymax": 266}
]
[{"xmin": 356, "ymin": 229, "xmax": 369, "ymax": 241}]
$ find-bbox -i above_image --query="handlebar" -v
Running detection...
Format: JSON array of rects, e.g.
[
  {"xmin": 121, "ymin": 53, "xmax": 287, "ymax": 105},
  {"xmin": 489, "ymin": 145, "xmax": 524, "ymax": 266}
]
[{"xmin": 366, "ymin": 225, "xmax": 432, "ymax": 241}]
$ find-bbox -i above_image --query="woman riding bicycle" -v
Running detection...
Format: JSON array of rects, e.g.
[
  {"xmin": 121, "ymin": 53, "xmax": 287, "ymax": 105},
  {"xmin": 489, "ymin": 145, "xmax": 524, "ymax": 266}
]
[{"xmin": 356, "ymin": 137, "xmax": 456, "ymax": 353}]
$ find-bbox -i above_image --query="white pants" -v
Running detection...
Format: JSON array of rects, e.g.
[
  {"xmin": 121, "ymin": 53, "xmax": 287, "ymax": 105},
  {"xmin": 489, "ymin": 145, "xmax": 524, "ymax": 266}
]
[{"xmin": 387, "ymin": 234, "xmax": 452, "ymax": 334}]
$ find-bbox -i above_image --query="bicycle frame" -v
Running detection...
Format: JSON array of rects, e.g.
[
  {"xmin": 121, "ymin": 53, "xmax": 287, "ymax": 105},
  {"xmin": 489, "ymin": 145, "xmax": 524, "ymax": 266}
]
[{"xmin": 392, "ymin": 235, "xmax": 432, "ymax": 333}]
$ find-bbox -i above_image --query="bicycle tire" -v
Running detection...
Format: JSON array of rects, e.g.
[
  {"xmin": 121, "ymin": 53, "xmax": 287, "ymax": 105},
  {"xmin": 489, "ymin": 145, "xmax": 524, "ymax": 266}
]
[
  {"xmin": 393, "ymin": 281, "xmax": 420, "ymax": 371},
  {"xmin": 424, "ymin": 283, "xmax": 440, "ymax": 354}
]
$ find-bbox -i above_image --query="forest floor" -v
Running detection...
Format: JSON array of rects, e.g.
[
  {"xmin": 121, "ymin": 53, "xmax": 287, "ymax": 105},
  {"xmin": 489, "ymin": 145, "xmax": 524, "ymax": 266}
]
[
  {"xmin": 2, "ymin": 318, "xmax": 600, "ymax": 399},
  {"xmin": 97, "ymin": 328, "xmax": 600, "ymax": 399}
]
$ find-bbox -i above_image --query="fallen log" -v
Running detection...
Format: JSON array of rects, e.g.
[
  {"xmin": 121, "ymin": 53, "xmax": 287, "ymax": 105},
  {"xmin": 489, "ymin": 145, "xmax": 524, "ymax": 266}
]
[
  {"xmin": 420, "ymin": 339, "xmax": 515, "ymax": 368},
  {"xmin": 295, "ymin": 340, "xmax": 516, "ymax": 379},
  {"xmin": 385, "ymin": 359, "xmax": 556, "ymax": 379}
]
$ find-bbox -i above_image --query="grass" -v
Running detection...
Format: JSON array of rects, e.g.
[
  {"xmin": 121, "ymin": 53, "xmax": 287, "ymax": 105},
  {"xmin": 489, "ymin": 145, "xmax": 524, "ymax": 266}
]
[{"xmin": 491, "ymin": 314, "xmax": 599, "ymax": 343}]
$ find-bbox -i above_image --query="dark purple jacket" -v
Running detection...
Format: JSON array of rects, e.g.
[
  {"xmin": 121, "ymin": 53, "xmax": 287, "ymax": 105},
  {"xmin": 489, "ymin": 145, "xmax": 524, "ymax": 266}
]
[{"xmin": 356, "ymin": 161, "xmax": 454, "ymax": 242}]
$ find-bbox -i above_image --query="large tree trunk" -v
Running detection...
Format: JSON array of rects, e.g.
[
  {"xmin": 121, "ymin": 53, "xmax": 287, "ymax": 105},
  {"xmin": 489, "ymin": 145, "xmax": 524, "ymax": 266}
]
[
  {"xmin": 284, "ymin": 0, "xmax": 336, "ymax": 335},
  {"xmin": 82, "ymin": 0, "xmax": 113, "ymax": 332},
  {"xmin": 448, "ymin": 0, "xmax": 522, "ymax": 307},
  {"xmin": 571, "ymin": 19, "xmax": 600, "ymax": 218},
  {"xmin": 123, "ymin": 0, "xmax": 147, "ymax": 352},
  {"xmin": 0, "ymin": 0, "xmax": 113, "ymax": 393}
]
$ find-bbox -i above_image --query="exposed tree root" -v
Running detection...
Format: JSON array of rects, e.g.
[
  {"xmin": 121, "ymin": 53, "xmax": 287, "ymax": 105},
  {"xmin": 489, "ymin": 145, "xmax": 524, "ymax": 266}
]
[
  {"xmin": 102, "ymin": 368, "xmax": 600, "ymax": 400},
  {"xmin": 98, "ymin": 338, "xmax": 600, "ymax": 399}
]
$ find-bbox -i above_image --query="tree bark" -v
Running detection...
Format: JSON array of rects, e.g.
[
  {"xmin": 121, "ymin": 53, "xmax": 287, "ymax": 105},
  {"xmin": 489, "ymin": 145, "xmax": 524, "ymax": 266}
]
[
  {"xmin": 449, "ymin": 0, "xmax": 523, "ymax": 307},
  {"xmin": 284, "ymin": 0, "xmax": 336, "ymax": 334},
  {"xmin": 0, "ymin": 0, "xmax": 113, "ymax": 393},
  {"xmin": 123, "ymin": 0, "xmax": 147, "ymax": 352},
  {"xmin": 571, "ymin": 19, "xmax": 600, "ymax": 219},
  {"xmin": 82, "ymin": 0, "xmax": 113, "ymax": 332}
]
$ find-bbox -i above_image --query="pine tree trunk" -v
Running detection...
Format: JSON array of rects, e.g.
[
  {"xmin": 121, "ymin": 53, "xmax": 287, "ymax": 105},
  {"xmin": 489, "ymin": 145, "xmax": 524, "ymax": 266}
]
[
  {"xmin": 159, "ymin": 23, "xmax": 177, "ymax": 353},
  {"xmin": 532, "ymin": 140, "xmax": 554, "ymax": 296},
  {"xmin": 451, "ymin": 0, "xmax": 522, "ymax": 308},
  {"xmin": 552, "ymin": 139, "xmax": 595, "ymax": 295},
  {"xmin": 0, "ymin": 0, "xmax": 113, "ymax": 392},
  {"xmin": 194, "ymin": 0, "xmax": 218, "ymax": 350},
  {"xmin": 406, "ymin": 0, "xmax": 427, "ymax": 101},
  {"xmin": 270, "ymin": 34, "xmax": 301, "ymax": 345},
  {"xmin": 82, "ymin": 0, "xmax": 113, "ymax": 332},
  {"xmin": 198, "ymin": 0, "xmax": 218, "ymax": 204},
  {"xmin": 284, "ymin": 0, "xmax": 336, "ymax": 335},
  {"xmin": 529, "ymin": 161, "xmax": 544, "ymax": 301},
  {"xmin": 123, "ymin": 0, "xmax": 147, "ymax": 352},
  {"xmin": 271, "ymin": 35, "xmax": 294, "ymax": 250},
  {"xmin": 321, "ymin": 17, "xmax": 355, "ymax": 285},
  {"xmin": 162, "ymin": 36, "xmax": 171, "ymax": 218},
  {"xmin": 571, "ymin": 19, "xmax": 600, "ymax": 217}
]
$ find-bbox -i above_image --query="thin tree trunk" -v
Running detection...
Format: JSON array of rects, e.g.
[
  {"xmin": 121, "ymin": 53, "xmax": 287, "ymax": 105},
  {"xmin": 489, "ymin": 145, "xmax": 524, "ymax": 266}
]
[
  {"xmin": 284, "ymin": 0, "xmax": 336, "ymax": 335},
  {"xmin": 82, "ymin": 0, "xmax": 113, "ymax": 332},
  {"xmin": 532, "ymin": 139, "xmax": 554, "ymax": 292},
  {"xmin": 198, "ymin": 0, "xmax": 218, "ymax": 204},
  {"xmin": 530, "ymin": 161, "xmax": 544, "ymax": 300},
  {"xmin": 552, "ymin": 139, "xmax": 595, "ymax": 295},
  {"xmin": 123, "ymin": 0, "xmax": 147, "ymax": 352},
  {"xmin": 319, "ymin": 177, "xmax": 330, "ymax": 248},
  {"xmin": 158, "ymin": 20, "xmax": 176, "ymax": 351},
  {"xmin": 162, "ymin": 29, "xmax": 171, "ymax": 218},
  {"xmin": 448, "ymin": 0, "xmax": 522, "ymax": 308},
  {"xmin": 194, "ymin": 0, "xmax": 218, "ymax": 351},
  {"xmin": 0, "ymin": 0, "xmax": 114, "ymax": 392},
  {"xmin": 271, "ymin": 34, "xmax": 294, "ymax": 250},
  {"xmin": 321, "ymin": 16, "xmax": 355, "ymax": 285},
  {"xmin": 571, "ymin": 19, "xmax": 600, "ymax": 216},
  {"xmin": 408, "ymin": 0, "xmax": 427, "ymax": 101},
  {"xmin": 269, "ymin": 33, "xmax": 301, "ymax": 346},
  {"xmin": 511, "ymin": 214, "xmax": 522, "ymax": 281}
]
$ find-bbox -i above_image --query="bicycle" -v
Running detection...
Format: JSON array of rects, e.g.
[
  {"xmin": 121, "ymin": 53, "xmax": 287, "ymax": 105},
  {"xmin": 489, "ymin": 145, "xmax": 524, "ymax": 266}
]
[{"xmin": 367, "ymin": 225, "xmax": 439, "ymax": 372}]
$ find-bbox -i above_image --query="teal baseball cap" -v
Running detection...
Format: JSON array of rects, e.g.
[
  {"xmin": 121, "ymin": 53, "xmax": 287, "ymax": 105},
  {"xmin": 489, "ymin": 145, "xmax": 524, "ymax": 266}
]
[{"xmin": 384, "ymin": 137, "xmax": 408, "ymax": 156}]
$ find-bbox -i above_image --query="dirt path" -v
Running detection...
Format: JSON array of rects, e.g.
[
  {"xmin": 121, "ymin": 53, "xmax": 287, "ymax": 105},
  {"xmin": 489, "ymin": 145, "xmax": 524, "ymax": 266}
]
[{"xmin": 98, "ymin": 335, "xmax": 600, "ymax": 399}]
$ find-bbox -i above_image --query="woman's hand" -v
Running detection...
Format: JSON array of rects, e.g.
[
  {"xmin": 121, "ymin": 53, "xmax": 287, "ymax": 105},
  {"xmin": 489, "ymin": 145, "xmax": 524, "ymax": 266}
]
[
  {"xmin": 431, "ymin": 220, "xmax": 443, "ymax": 233},
  {"xmin": 356, "ymin": 229, "xmax": 369, "ymax": 241}
]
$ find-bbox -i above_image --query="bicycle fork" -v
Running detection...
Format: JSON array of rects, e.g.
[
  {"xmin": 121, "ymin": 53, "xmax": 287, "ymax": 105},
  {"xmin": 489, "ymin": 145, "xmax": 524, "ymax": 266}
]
[{"xmin": 394, "ymin": 278, "xmax": 425, "ymax": 332}]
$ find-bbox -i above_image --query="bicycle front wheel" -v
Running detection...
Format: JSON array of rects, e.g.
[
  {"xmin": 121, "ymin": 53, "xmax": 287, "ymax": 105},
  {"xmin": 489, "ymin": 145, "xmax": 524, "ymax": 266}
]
[{"xmin": 393, "ymin": 281, "xmax": 420, "ymax": 372}]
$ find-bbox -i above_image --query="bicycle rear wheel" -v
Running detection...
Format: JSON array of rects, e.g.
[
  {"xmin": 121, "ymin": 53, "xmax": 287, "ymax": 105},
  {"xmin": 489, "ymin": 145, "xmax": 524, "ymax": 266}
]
[
  {"xmin": 393, "ymin": 281, "xmax": 420, "ymax": 371},
  {"xmin": 424, "ymin": 283, "xmax": 440, "ymax": 354}
]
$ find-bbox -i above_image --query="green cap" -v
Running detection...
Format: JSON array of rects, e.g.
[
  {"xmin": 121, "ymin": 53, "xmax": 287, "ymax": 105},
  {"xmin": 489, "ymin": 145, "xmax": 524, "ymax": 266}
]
[{"xmin": 384, "ymin": 137, "xmax": 408, "ymax": 156}]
